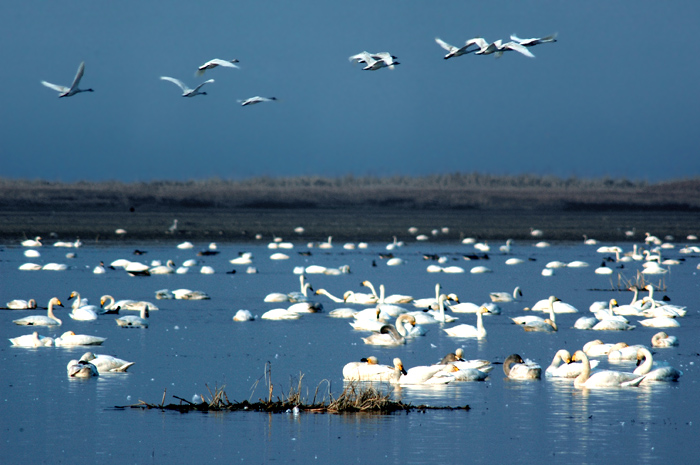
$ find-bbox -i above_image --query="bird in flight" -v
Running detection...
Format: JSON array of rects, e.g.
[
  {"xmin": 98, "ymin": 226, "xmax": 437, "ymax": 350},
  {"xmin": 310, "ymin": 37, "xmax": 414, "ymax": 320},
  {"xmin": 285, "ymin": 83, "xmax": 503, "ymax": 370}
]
[
  {"xmin": 41, "ymin": 61, "xmax": 94, "ymax": 97},
  {"xmin": 160, "ymin": 76, "xmax": 214, "ymax": 97}
]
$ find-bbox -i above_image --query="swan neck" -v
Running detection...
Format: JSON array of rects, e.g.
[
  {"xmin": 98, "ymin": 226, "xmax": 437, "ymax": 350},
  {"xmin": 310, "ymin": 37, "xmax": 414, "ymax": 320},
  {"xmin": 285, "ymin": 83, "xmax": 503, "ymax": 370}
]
[{"xmin": 635, "ymin": 349, "xmax": 653, "ymax": 375}]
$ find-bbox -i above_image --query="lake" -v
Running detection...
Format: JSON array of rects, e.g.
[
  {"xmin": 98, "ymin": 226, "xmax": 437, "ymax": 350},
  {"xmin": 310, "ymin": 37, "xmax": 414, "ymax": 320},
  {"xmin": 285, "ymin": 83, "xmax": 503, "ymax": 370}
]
[{"xmin": 1, "ymin": 235, "xmax": 698, "ymax": 464}]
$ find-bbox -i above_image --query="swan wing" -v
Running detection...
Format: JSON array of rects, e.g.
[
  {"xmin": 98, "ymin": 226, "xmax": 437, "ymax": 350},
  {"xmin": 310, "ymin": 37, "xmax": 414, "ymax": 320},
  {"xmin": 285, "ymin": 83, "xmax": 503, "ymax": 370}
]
[
  {"xmin": 435, "ymin": 37, "xmax": 456, "ymax": 52},
  {"xmin": 349, "ymin": 51, "xmax": 373, "ymax": 63},
  {"xmin": 160, "ymin": 76, "xmax": 190, "ymax": 92},
  {"xmin": 41, "ymin": 81, "xmax": 69, "ymax": 93},
  {"xmin": 70, "ymin": 61, "xmax": 85, "ymax": 91},
  {"xmin": 191, "ymin": 79, "xmax": 214, "ymax": 93},
  {"xmin": 504, "ymin": 42, "xmax": 535, "ymax": 58},
  {"xmin": 466, "ymin": 37, "xmax": 488, "ymax": 50}
]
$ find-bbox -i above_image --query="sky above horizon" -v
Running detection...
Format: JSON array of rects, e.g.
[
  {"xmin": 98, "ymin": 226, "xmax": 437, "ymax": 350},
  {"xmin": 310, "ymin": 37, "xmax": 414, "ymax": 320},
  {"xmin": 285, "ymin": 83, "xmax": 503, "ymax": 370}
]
[{"xmin": 1, "ymin": 2, "xmax": 699, "ymax": 183}]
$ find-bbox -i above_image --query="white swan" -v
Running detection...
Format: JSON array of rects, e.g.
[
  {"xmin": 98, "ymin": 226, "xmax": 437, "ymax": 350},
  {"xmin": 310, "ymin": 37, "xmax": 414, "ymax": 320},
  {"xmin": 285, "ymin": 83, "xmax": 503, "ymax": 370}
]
[
  {"xmin": 638, "ymin": 315, "xmax": 680, "ymax": 328},
  {"xmin": 196, "ymin": 58, "xmax": 239, "ymax": 76},
  {"xmin": 349, "ymin": 309, "xmax": 386, "ymax": 331},
  {"xmin": 342, "ymin": 356, "xmax": 395, "ymax": 381},
  {"xmin": 55, "ymin": 331, "xmax": 106, "ymax": 346},
  {"xmin": 512, "ymin": 296, "xmax": 558, "ymax": 325},
  {"xmin": 233, "ymin": 309, "xmax": 255, "ymax": 322},
  {"xmin": 150, "ymin": 260, "xmax": 176, "ymax": 274},
  {"xmin": 66, "ymin": 353, "xmax": 99, "ymax": 378},
  {"xmin": 362, "ymin": 281, "xmax": 413, "ymax": 304},
  {"xmin": 6, "ymin": 298, "xmax": 37, "ymax": 310},
  {"xmin": 523, "ymin": 318, "xmax": 557, "ymax": 332},
  {"xmin": 67, "ymin": 291, "xmax": 99, "ymax": 321},
  {"xmin": 42, "ymin": 62, "xmax": 94, "ymax": 97},
  {"xmin": 503, "ymin": 354, "xmax": 541, "ymax": 380},
  {"xmin": 349, "ymin": 51, "xmax": 400, "ymax": 70},
  {"xmin": 314, "ymin": 289, "xmax": 345, "ymax": 303},
  {"xmin": 344, "ymin": 289, "xmax": 379, "ymax": 305},
  {"xmin": 509, "ymin": 33, "xmax": 558, "ymax": 47},
  {"xmin": 13, "ymin": 298, "xmax": 63, "ymax": 326},
  {"xmin": 434, "ymin": 37, "xmax": 478, "ymax": 59},
  {"xmin": 361, "ymin": 315, "xmax": 416, "ymax": 346},
  {"xmin": 583, "ymin": 339, "xmax": 620, "ymax": 357},
  {"xmin": 115, "ymin": 307, "xmax": 149, "ymax": 328},
  {"xmin": 389, "ymin": 358, "xmax": 458, "ymax": 385},
  {"xmin": 633, "ymin": 348, "xmax": 682, "ymax": 383},
  {"xmin": 466, "ymin": 37, "xmax": 535, "ymax": 58},
  {"xmin": 80, "ymin": 352, "xmax": 135, "ymax": 373},
  {"xmin": 607, "ymin": 342, "xmax": 647, "ymax": 361},
  {"xmin": 443, "ymin": 306, "xmax": 489, "ymax": 338},
  {"xmin": 423, "ymin": 293, "xmax": 459, "ymax": 323},
  {"xmin": 9, "ymin": 331, "xmax": 54, "ymax": 347},
  {"xmin": 651, "ymin": 331, "xmax": 679, "ymax": 348},
  {"xmin": 545, "ymin": 350, "xmax": 600, "ymax": 378},
  {"xmin": 261, "ymin": 308, "xmax": 301, "ymax": 320},
  {"xmin": 160, "ymin": 76, "xmax": 214, "ymax": 97},
  {"xmin": 531, "ymin": 297, "xmax": 579, "ymax": 313},
  {"xmin": 490, "ymin": 286, "xmax": 522, "ymax": 303},
  {"xmin": 572, "ymin": 350, "xmax": 645, "ymax": 388},
  {"xmin": 239, "ymin": 96, "xmax": 277, "ymax": 106},
  {"xmin": 413, "ymin": 283, "xmax": 443, "ymax": 309},
  {"xmin": 21, "ymin": 236, "xmax": 42, "ymax": 247}
]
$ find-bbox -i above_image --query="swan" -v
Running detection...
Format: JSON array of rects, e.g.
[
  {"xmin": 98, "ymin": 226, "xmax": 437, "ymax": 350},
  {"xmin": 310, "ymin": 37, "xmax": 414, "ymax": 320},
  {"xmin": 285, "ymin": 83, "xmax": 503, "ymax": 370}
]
[
  {"xmin": 592, "ymin": 319, "xmax": 636, "ymax": 331},
  {"xmin": 41, "ymin": 62, "xmax": 94, "ymax": 97},
  {"xmin": 115, "ymin": 306, "xmax": 149, "ymax": 328},
  {"xmin": 13, "ymin": 298, "xmax": 63, "ymax": 326},
  {"xmin": 239, "ymin": 96, "xmax": 277, "ymax": 106},
  {"xmin": 342, "ymin": 356, "xmax": 395, "ymax": 381},
  {"xmin": 633, "ymin": 348, "xmax": 682, "ymax": 383},
  {"xmin": 172, "ymin": 289, "xmax": 209, "ymax": 300},
  {"xmin": 21, "ymin": 236, "xmax": 42, "ymax": 247},
  {"xmin": 413, "ymin": 284, "xmax": 443, "ymax": 309},
  {"xmin": 651, "ymin": 331, "xmax": 679, "ymax": 348},
  {"xmin": 6, "ymin": 299, "xmax": 37, "ymax": 310},
  {"xmin": 160, "ymin": 76, "xmax": 214, "ymax": 97},
  {"xmin": 532, "ymin": 297, "xmax": 579, "ymax": 313},
  {"xmin": 288, "ymin": 275, "xmax": 313, "ymax": 302},
  {"xmin": 361, "ymin": 315, "xmax": 416, "ymax": 346},
  {"xmin": 505, "ymin": 258, "xmax": 524, "ymax": 265},
  {"xmin": 583, "ymin": 340, "xmax": 621, "ymax": 357},
  {"xmin": 261, "ymin": 308, "xmax": 301, "ymax": 320},
  {"xmin": 80, "ymin": 352, "xmax": 134, "ymax": 373},
  {"xmin": 344, "ymin": 289, "xmax": 379, "ymax": 305},
  {"xmin": 314, "ymin": 289, "xmax": 346, "ymax": 304},
  {"xmin": 638, "ymin": 315, "xmax": 680, "ymax": 328},
  {"xmin": 490, "ymin": 287, "xmax": 522, "ymax": 303},
  {"xmin": 423, "ymin": 293, "xmax": 459, "ymax": 323},
  {"xmin": 19, "ymin": 263, "xmax": 42, "ymax": 271},
  {"xmin": 389, "ymin": 358, "xmax": 458, "ymax": 385},
  {"xmin": 607, "ymin": 342, "xmax": 648, "ymax": 361},
  {"xmin": 574, "ymin": 315, "xmax": 598, "ymax": 330},
  {"xmin": 571, "ymin": 350, "xmax": 645, "ymax": 388},
  {"xmin": 67, "ymin": 291, "xmax": 99, "ymax": 321},
  {"xmin": 499, "ymin": 239, "xmax": 513, "ymax": 254},
  {"xmin": 435, "ymin": 37, "xmax": 478, "ymax": 59},
  {"xmin": 545, "ymin": 350, "xmax": 601, "ymax": 378},
  {"xmin": 349, "ymin": 309, "xmax": 387, "ymax": 331},
  {"xmin": 594, "ymin": 261, "xmax": 613, "ymax": 275},
  {"xmin": 443, "ymin": 306, "xmax": 489, "ymax": 338},
  {"xmin": 349, "ymin": 51, "xmax": 400, "ymax": 70},
  {"xmin": 196, "ymin": 58, "xmax": 239, "ymax": 76},
  {"xmin": 466, "ymin": 37, "xmax": 535, "ymax": 58},
  {"xmin": 509, "ymin": 33, "xmax": 558, "ymax": 47},
  {"xmin": 513, "ymin": 296, "xmax": 559, "ymax": 325},
  {"xmin": 150, "ymin": 260, "xmax": 176, "ymax": 274},
  {"xmin": 9, "ymin": 331, "xmax": 54, "ymax": 347},
  {"xmin": 125, "ymin": 262, "xmax": 150, "ymax": 276},
  {"xmin": 437, "ymin": 348, "xmax": 492, "ymax": 371},
  {"xmin": 362, "ymin": 281, "xmax": 413, "ymax": 304},
  {"xmin": 288, "ymin": 301, "xmax": 322, "ymax": 313},
  {"xmin": 233, "ymin": 309, "xmax": 254, "ymax": 322},
  {"xmin": 54, "ymin": 331, "xmax": 106, "ymax": 346},
  {"xmin": 503, "ymin": 354, "xmax": 541, "ymax": 380},
  {"xmin": 66, "ymin": 353, "xmax": 99, "ymax": 378},
  {"xmin": 264, "ymin": 292, "xmax": 289, "ymax": 303},
  {"xmin": 523, "ymin": 318, "xmax": 557, "ymax": 332}
]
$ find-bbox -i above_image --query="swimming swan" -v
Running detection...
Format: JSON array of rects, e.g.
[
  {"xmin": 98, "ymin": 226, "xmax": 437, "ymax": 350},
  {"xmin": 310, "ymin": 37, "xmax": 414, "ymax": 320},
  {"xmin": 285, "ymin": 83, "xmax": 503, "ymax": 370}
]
[
  {"xmin": 80, "ymin": 352, "xmax": 135, "ymax": 373},
  {"xmin": 545, "ymin": 350, "xmax": 599, "ymax": 378},
  {"xmin": 6, "ymin": 299, "xmax": 37, "ymax": 310},
  {"xmin": 41, "ymin": 61, "xmax": 94, "ymax": 97},
  {"xmin": 490, "ymin": 286, "xmax": 522, "ymax": 303},
  {"xmin": 67, "ymin": 291, "xmax": 99, "ymax": 321},
  {"xmin": 160, "ymin": 76, "xmax": 214, "ymax": 97},
  {"xmin": 342, "ymin": 356, "xmax": 395, "ymax": 381},
  {"xmin": 9, "ymin": 331, "xmax": 55, "ymax": 347},
  {"xmin": 651, "ymin": 331, "xmax": 679, "ymax": 348},
  {"xmin": 361, "ymin": 315, "xmax": 416, "ymax": 346},
  {"xmin": 512, "ymin": 296, "xmax": 558, "ymax": 325},
  {"xmin": 571, "ymin": 350, "xmax": 645, "ymax": 388},
  {"xmin": 13, "ymin": 298, "xmax": 63, "ymax": 326},
  {"xmin": 54, "ymin": 331, "xmax": 106, "ymax": 346},
  {"xmin": 115, "ymin": 306, "xmax": 149, "ymax": 328},
  {"xmin": 66, "ymin": 353, "xmax": 99, "ymax": 378},
  {"xmin": 633, "ymin": 348, "xmax": 682, "ymax": 383},
  {"xmin": 443, "ymin": 306, "xmax": 489, "ymax": 338},
  {"xmin": 503, "ymin": 354, "xmax": 541, "ymax": 380},
  {"xmin": 389, "ymin": 358, "xmax": 458, "ymax": 385}
]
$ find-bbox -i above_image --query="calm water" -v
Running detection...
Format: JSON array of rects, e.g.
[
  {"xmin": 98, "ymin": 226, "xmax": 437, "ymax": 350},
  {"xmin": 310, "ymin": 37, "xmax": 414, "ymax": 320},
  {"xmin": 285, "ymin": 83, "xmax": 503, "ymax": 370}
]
[{"xmin": 1, "ymin": 237, "xmax": 699, "ymax": 464}]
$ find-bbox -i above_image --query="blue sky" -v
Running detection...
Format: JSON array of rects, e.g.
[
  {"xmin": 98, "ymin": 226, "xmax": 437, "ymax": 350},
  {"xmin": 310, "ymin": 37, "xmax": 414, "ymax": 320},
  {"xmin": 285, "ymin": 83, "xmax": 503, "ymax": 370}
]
[{"xmin": 1, "ymin": 1, "xmax": 698, "ymax": 182}]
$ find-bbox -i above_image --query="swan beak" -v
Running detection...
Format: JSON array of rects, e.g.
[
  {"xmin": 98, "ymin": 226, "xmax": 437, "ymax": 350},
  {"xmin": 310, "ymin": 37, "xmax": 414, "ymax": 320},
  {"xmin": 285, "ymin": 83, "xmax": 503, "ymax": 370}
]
[
  {"xmin": 400, "ymin": 366, "xmax": 407, "ymax": 376},
  {"xmin": 56, "ymin": 300, "xmax": 64, "ymax": 307}
]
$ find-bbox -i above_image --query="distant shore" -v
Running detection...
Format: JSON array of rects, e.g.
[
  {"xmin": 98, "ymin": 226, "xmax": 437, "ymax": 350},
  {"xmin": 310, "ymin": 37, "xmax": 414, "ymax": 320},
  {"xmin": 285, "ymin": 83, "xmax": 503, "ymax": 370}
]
[{"xmin": 1, "ymin": 176, "xmax": 699, "ymax": 244}]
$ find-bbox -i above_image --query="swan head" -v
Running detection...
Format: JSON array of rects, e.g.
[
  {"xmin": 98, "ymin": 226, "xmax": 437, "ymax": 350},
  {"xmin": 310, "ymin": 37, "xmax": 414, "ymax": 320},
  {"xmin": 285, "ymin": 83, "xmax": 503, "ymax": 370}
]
[
  {"xmin": 28, "ymin": 299, "xmax": 37, "ymax": 309},
  {"xmin": 503, "ymin": 354, "xmax": 524, "ymax": 375},
  {"xmin": 68, "ymin": 291, "xmax": 79, "ymax": 301},
  {"xmin": 393, "ymin": 358, "xmax": 407, "ymax": 376},
  {"xmin": 610, "ymin": 299, "xmax": 618, "ymax": 307},
  {"xmin": 555, "ymin": 350, "xmax": 572, "ymax": 363},
  {"xmin": 49, "ymin": 297, "xmax": 63, "ymax": 308},
  {"xmin": 571, "ymin": 350, "xmax": 587, "ymax": 363},
  {"xmin": 544, "ymin": 319, "xmax": 558, "ymax": 331},
  {"xmin": 80, "ymin": 352, "xmax": 96, "ymax": 362},
  {"xmin": 478, "ymin": 306, "xmax": 491, "ymax": 314},
  {"xmin": 60, "ymin": 331, "xmax": 76, "ymax": 338},
  {"xmin": 636, "ymin": 348, "xmax": 652, "ymax": 365},
  {"xmin": 365, "ymin": 356, "xmax": 379, "ymax": 365},
  {"xmin": 651, "ymin": 331, "xmax": 668, "ymax": 344},
  {"xmin": 455, "ymin": 348, "xmax": 464, "ymax": 360}
]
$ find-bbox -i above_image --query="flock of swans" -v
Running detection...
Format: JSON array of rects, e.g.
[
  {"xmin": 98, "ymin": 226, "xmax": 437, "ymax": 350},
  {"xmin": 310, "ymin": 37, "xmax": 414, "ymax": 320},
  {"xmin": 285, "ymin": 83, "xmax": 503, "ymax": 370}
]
[{"xmin": 6, "ymin": 223, "xmax": 693, "ymax": 387}]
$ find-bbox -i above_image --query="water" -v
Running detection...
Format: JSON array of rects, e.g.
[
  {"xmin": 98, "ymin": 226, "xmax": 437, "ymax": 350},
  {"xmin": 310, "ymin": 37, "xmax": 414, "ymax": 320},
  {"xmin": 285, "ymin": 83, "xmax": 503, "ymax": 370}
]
[{"xmin": 1, "ymin": 238, "xmax": 699, "ymax": 463}]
